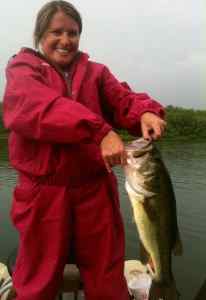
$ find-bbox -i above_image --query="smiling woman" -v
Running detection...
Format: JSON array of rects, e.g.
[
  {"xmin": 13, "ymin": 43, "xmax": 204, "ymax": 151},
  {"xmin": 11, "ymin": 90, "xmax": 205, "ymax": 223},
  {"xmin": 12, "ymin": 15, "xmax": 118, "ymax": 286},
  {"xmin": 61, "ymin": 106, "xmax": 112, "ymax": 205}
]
[
  {"xmin": 39, "ymin": 12, "xmax": 80, "ymax": 71},
  {"xmin": 33, "ymin": 0, "xmax": 82, "ymax": 47},
  {"xmin": 34, "ymin": 2, "xmax": 82, "ymax": 72},
  {"xmin": 2, "ymin": 1, "xmax": 165, "ymax": 300}
]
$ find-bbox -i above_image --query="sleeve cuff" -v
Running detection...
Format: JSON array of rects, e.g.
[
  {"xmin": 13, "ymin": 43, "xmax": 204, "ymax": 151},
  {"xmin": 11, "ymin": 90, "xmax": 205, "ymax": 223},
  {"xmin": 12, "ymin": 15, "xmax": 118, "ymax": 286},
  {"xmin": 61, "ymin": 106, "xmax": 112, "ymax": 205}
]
[{"xmin": 93, "ymin": 123, "xmax": 112, "ymax": 145}]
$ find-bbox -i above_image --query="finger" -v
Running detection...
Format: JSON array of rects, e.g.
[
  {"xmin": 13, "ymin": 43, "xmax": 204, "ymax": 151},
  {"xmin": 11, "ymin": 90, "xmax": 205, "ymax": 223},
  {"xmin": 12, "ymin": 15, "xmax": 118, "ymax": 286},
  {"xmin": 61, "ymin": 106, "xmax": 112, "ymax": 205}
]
[
  {"xmin": 112, "ymin": 149, "xmax": 127, "ymax": 166},
  {"xmin": 109, "ymin": 154, "xmax": 122, "ymax": 167},
  {"xmin": 162, "ymin": 120, "xmax": 167, "ymax": 127},
  {"xmin": 120, "ymin": 151, "xmax": 128, "ymax": 166},
  {"xmin": 160, "ymin": 121, "xmax": 167, "ymax": 134},
  {"xmin": 104, "ymin": 158, "xmax": 112, "ymax": 173},
  {"xmin": 151, "ymin": 127, "xmax": 161, "ymax": 140},
  {"xmin": 113, "ymin": 154, "xmax": 121, "ymax": 166},
  {"xmin": 142, "ymin": 125, "xmax": 152, "ymax": 141},
  {"xmin": 151, "ymin": 120, "xmax": 166, "ymax": 139},
  {"xmin": 160, "ymin": 126, "xmax": 166, "ymax": 137},
  {"xmin": 106, "ymin": 154, "xmax": 121, "ymax": 169}
]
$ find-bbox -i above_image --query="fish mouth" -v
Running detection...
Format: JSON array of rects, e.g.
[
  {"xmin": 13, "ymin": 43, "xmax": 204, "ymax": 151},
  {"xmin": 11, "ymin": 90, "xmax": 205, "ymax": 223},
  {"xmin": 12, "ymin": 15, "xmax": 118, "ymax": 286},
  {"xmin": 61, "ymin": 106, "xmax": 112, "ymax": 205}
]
[{"xmin": 126, "ymin": 138, "xmax": 153, "ymax": 158}]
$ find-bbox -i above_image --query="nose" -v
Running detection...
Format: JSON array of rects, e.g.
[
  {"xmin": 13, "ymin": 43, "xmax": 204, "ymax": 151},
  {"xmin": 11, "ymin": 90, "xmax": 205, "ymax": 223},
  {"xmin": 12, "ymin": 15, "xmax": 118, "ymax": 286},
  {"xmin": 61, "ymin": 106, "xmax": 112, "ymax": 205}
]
[{"xmin": 59, "ymin": 32, "xmax": 70, "ymax": 46}]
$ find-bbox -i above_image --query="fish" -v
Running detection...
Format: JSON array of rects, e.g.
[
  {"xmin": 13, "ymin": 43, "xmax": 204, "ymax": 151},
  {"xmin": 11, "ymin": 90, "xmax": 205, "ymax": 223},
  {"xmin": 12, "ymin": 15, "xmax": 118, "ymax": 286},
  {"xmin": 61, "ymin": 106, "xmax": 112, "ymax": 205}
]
[
  {"xmin": 193, "ymin": 277, "xmax": 206, "ymax": 300},
  {"xmin": 124, "ymin": 138, "xmax": 183, "ymax": 300}
]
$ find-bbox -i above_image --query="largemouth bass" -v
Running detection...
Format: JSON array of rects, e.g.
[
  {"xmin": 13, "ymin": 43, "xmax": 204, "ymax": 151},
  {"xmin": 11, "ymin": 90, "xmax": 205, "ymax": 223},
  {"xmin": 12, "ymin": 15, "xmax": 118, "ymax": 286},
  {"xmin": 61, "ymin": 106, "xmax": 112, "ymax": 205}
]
[{"xmin": 124, "ymin": 138, "xmax": 183, "ymax": 300}]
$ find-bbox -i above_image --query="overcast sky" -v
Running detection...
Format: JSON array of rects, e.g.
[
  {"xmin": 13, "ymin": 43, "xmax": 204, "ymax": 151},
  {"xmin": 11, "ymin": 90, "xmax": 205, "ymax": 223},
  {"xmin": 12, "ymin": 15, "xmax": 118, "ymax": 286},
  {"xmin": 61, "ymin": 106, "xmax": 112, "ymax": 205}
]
[{"xmin": 0, "ymin": 0, "xmax": 204, "ymax": 109}]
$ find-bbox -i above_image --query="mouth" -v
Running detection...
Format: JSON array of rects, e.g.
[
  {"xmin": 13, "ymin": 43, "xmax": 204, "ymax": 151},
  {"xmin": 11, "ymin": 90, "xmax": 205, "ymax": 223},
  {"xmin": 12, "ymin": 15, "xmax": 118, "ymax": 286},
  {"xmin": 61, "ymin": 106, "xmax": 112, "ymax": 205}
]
[{"xmin": 56, "ymin": 48, "xmax": 71, "ymax": 55}]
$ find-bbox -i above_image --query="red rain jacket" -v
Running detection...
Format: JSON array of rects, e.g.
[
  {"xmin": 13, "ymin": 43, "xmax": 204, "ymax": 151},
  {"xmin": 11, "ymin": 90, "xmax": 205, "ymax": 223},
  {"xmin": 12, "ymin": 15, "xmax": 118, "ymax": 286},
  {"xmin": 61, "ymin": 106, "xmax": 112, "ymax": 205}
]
[{"xmin": 3, "ymin": 48, "xmax": 164, "ymax": 185}]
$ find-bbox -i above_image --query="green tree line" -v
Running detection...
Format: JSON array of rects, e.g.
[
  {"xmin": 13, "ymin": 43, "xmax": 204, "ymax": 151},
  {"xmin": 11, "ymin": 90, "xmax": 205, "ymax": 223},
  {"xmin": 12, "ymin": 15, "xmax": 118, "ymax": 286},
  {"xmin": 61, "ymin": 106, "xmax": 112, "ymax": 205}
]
[
  {"xmin": 119, "ymin": 105, "xmax": 206, "ymax": 141},
  {"xmin": 0, "ymin": 103, "xmax": 8, "ymax": 137},
  {"xmin": 163, "ymin": 105, "xmax": 206, "ymax": 140},
  {"xmin": 0, "ymin": 103, "xmax": 206, "ymax": 140}
]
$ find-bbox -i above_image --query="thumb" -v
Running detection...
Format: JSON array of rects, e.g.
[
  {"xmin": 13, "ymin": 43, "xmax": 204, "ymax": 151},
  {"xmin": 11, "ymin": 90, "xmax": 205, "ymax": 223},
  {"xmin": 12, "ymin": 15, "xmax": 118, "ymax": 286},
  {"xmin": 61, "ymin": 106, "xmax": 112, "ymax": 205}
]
[
  {"xmin": 103, "ymin": 158, "xmax": 112, "ymax": 173},
  {"xmin": 141, "ymin": 124, "xmax": 152, "ymax": 141}
]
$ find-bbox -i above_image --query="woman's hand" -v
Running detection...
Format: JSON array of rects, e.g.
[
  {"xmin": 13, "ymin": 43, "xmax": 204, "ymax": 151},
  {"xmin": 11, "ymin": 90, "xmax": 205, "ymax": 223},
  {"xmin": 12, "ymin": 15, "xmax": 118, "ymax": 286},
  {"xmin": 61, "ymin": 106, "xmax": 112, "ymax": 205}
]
[
  {"xmin": 100, "ymin": 130, "xmax": 127, "ymax": 172},
  {"xmin": 140, "ymin": 112, "xmax": 166, "ymax": 140}
]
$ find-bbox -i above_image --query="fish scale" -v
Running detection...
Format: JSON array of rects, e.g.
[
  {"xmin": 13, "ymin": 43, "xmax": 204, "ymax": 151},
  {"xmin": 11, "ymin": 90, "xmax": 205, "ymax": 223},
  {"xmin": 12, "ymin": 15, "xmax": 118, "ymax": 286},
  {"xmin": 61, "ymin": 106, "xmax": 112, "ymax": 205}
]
[{"xmin": 124, "ymin": 138, "xmax": 183, "ymax": 300}]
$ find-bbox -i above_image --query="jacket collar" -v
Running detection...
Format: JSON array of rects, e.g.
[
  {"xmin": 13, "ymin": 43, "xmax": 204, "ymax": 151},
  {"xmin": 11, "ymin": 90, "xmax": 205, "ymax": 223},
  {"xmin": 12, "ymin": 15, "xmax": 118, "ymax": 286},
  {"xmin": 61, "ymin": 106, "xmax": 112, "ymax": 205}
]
[{"xmin": 19, "ymin": 47, "xmax": 90, "ymax": 101}]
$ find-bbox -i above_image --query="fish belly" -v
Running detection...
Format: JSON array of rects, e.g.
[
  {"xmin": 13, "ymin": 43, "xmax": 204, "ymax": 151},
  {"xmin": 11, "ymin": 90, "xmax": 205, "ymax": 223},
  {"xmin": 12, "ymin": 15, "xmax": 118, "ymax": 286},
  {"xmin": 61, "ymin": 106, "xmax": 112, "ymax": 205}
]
[{"xmin": 126, "ymin": 181, "xmax": 172, "ymax": 284}]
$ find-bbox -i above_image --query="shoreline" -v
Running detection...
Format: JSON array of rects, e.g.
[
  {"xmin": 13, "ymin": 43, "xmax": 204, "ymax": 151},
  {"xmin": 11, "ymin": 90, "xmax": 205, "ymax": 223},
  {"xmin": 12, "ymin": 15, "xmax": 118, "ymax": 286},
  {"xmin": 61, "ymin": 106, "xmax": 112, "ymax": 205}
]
[{"xmin": 0, "ymin": 134, "xmax": 205, "ymax": 163}]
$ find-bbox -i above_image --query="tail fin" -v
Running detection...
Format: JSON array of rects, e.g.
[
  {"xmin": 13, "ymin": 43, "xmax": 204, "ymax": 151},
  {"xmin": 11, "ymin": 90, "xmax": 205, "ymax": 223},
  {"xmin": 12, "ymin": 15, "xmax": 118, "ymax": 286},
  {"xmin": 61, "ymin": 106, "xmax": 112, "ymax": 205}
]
[{"xmin": 172, "ymin": 231, "xmax": 183, "ymax": 256}]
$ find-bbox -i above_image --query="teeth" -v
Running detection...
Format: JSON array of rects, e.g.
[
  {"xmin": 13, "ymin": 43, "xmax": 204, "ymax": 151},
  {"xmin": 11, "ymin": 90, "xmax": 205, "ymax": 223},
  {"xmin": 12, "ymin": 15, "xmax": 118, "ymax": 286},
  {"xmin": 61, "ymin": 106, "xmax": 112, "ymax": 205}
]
[{"xmin": 56, "ymin": 49, "xmax": 69, "ymax": 54}]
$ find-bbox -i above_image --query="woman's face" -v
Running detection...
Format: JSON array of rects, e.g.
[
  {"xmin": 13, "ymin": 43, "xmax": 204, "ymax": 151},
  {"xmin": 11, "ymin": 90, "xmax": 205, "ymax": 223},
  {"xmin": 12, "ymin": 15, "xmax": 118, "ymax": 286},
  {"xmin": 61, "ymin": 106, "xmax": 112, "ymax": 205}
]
[{"xmin": 40, "ymin": 11, "xmax": 80, "ymax": 70}]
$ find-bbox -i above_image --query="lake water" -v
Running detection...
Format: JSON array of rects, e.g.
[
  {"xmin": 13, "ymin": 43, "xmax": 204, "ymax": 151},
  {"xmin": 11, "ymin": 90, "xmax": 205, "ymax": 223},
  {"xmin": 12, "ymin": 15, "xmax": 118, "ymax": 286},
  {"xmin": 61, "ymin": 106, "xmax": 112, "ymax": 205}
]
[{"xmin": 0, "ymin": 141, "xmax": 205, "ymax": 300}]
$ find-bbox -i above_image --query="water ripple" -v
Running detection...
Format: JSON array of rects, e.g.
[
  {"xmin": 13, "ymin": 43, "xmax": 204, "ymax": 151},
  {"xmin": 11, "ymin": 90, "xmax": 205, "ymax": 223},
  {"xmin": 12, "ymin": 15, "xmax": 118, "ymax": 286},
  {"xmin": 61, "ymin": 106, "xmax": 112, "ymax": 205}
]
[{"xmin": 0, "ymin": 142, "xmax": 205, "ymax": 300}]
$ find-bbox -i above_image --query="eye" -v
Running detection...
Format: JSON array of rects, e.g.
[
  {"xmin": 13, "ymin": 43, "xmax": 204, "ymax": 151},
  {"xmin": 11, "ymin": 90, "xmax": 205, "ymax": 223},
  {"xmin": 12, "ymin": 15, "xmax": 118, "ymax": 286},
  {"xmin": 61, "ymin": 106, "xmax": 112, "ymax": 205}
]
[
  {"xmin": 50, "ymin": 29, "xmax": 62, "ymax": 36},
  {"xmin": 67, "ymin": 29, "xmax": 79, "ymax": 37}
]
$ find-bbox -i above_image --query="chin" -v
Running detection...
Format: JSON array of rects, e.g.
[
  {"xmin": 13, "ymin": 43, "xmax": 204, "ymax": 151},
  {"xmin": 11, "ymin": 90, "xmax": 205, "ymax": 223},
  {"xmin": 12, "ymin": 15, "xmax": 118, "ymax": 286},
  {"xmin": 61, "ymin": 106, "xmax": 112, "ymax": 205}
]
[{"xmin": 58, "ymin": 56, "xmax": 74, "ymax": 64}]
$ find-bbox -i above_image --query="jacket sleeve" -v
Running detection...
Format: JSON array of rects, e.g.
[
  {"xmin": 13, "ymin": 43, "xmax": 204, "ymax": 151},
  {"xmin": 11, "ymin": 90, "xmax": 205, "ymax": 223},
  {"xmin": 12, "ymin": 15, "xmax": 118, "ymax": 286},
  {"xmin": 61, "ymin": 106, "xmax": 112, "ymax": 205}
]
[
  {"xmin": 3, "ymin": 59, "xmax": 112, "ymax": 144},
  {"xmin": 100, "ymin": 66, "xmax": 165, "ymax": 135}
]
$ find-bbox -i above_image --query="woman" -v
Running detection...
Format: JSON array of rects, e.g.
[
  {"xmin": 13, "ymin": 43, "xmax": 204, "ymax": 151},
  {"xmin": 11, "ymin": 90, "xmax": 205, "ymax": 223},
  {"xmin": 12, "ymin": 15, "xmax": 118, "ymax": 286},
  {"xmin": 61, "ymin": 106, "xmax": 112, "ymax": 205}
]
[{"xmin": 3, "ymin": 1, "xmax": 166, "ymax": 299}]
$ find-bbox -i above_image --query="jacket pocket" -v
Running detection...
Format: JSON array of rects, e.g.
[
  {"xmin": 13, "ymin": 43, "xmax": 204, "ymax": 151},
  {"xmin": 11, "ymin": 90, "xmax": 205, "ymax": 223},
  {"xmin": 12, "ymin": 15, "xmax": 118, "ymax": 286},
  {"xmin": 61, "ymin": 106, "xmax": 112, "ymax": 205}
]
[{"xmin": 11, "ymin": 182, "xmax": 40, "ymax": 232}]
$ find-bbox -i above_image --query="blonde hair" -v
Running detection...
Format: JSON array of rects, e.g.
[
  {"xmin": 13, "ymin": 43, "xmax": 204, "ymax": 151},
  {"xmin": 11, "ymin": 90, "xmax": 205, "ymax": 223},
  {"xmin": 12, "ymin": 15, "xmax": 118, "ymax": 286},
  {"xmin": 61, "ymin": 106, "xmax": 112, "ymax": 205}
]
[{"xmin": 33, "ymin": 0, "xmax": 82, "ymax": 49}]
